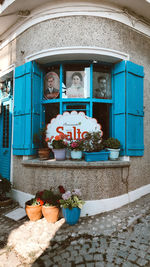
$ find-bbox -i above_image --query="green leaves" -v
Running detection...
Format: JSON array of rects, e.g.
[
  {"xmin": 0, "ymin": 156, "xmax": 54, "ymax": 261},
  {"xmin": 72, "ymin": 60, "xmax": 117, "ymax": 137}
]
[{"xmin": 60, "ymin": 195, "xmax": 85, "ymax": 209}]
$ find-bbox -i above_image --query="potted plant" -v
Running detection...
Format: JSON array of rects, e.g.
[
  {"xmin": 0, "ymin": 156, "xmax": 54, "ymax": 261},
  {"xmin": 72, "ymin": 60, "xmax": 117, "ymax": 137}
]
[
  {"xmin": 33, "ymin": 127, "xmax": 50, "ymax": 160},
  {"xmin": 25, "ymin": 197, "xmax": 43, "ymax": 221},
  {"xmin": 0, "ymin": 175, "xmax": 12, "ymax": 207},
  {"xmin": 37, "ymin": 188, "xmax": 61, "ymax": 223},
  {"xmin": 47, "ymin": 134, "xmax": 67, "ymax": 161},
  {"xmin": 104, "ymin": 137, "xmax": 120, "ymax": 160},
  {"xmin": 83, "ymin": 131, "xmax": 109, "ymax": 162},
  {"xmin": 69, "ymin": 139, "xmax": 84, "ymax": 160},
  {"xmin": 59, "ymin": 187, "xmax": 84, "ymax": 225}
]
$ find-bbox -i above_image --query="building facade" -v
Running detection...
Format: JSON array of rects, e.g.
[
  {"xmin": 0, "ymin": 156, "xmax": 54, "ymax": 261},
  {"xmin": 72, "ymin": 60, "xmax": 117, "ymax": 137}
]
[{"xmin": 0, "ymin": 0, "xmax": 150, "ymax": 215}]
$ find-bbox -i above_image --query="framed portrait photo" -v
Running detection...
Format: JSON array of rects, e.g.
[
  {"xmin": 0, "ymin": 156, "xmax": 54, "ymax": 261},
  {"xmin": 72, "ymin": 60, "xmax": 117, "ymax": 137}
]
[
  {"xmin": 44, "ymin": 72, "xmax": 60, "ymax": 99},
  {"xmin": 93, "ymin": 72, "xmax": 111, "ymax": 99},
  {"xmin": 65, "ymin": 71, "xmax": 85, "ymax": 98}
]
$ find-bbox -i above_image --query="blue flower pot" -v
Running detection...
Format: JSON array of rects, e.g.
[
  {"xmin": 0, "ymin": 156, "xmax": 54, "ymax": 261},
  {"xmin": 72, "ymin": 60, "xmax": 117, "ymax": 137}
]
[
  {"xmin": 62, "ymin": 207, "xmax": 81, "ymax": 225},
  {"xmin": 84, "ymin": 150, "xmax": 109, "ymax": 162}
]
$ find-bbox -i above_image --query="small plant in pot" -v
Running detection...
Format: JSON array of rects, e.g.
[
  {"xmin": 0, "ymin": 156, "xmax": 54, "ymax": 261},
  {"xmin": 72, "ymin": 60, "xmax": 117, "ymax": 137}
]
[
  {"xmin": 37, "ymin": 188, "xmax": 61, "ymax": 223},
  {"xmin": 83, "ymin": 131, "xmax": 109, "ymax": 161},
  {"xmin": 47, "ymin": 134, "xmax": 67, "ymax": 161},
  {"xmin": 33, "ymin": 127, "xmax": 50, "ymax": 160},
  {"xmin": 104, "ymin": 137, "xmax": 120, "ymax": 160},
  {"xmin": 69, "ymin": 139, "xmax": 84, "ymax": 160},
  {"xmin": 25, "ymin": 196, "xmax": 44, "ymax": 221},
  {"xmin": 0, "ymin": 174, "xmax": 12, "ymax": 207},
  {"xmin": 59, "ymin": 186, "xmax": 85, "ymax": 225}
]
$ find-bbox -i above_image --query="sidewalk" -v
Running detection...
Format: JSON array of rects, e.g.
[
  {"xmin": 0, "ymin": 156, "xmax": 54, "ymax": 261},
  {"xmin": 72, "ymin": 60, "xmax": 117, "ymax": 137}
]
[{"xmin": 0, "ymin": 194, "xmax": 150, "ymax": 267}]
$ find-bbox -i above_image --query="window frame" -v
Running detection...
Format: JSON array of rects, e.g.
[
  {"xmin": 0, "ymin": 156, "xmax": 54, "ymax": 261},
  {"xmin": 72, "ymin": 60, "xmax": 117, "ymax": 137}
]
[{"xmin": 41, "ymin": 61, "xmax": 113, "ymax": 136}]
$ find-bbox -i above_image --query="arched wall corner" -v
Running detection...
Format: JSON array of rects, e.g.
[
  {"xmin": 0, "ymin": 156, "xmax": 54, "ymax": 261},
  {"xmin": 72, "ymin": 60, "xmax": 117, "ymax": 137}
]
[
  {"xmin": 25, "ymin": 47, "xmax": 129, "ymax": 64},
  {"xmin": 1, "ymin": 2, "xmax": 150, "ymax": 51}
]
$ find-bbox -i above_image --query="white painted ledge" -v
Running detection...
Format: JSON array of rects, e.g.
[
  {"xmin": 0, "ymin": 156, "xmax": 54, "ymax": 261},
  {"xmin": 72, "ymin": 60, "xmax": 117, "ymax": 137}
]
[{"xmin": 11, "ymin": 184, "xmax": 150, "ymax": 217}]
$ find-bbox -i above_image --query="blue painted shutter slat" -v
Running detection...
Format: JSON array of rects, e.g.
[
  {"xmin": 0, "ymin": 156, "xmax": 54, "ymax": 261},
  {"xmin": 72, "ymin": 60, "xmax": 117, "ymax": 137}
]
[
  {"xmin": 13, "ymin": 61, "xmax": 42, "ymax": 155},
  {"xmin": 31, "ymin": 62, "xmax": 43, "ymax": 149},
  {"xmin": 112, "ymin": 61, "xmax": 126, "ymax": 155},
  {"xmin": 113, "ymin": 60, "xmax": 144, "ymax": 156},
  {"xmin": 126, "ymin": 61, "xmax": 144, "ymax": 156}
]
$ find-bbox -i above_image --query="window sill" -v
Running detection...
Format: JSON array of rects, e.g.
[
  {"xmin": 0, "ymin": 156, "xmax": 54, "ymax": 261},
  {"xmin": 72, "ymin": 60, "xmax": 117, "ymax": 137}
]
[{"xmin": 22, "ymin": 158, "xmax": 130, "ymax": 169}]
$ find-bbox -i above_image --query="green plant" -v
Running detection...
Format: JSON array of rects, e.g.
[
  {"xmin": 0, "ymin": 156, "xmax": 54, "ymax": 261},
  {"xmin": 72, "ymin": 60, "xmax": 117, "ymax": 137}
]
[
  {"xmin": 25, "ymin": 197, "xmax": 44, "ymax": 206},
  {"xmin": 59, "ymin": 188, "xmax": 85, "ymax": 209},
  {"xmin": 83, "ymin": 131, "xmax": 104, "ymax": 152},
  {"xmin": 36, "ymin": 189, "xmax": 61, "ymax": 207},
  {"xmin": 33, "ymin": 127, "xmax": 48, "ymax": 148},
  {"xmin": 69, "ymin": 139, "xmax": 84, "ymax": 151},
  {"xmin": 104, "ymin": 137, "xmax": 120, "ymax": 149},
  {"xmin": 0, "ymin": 174, "xmax": 11, "ymax": 200},
  {"xmin": 47, "ymin": 134, "xmax": 67, "ymax": 149}
]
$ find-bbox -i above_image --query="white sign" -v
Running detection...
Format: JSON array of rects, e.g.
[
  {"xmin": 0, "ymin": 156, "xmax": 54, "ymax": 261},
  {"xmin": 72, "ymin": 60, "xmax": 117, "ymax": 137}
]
[{"xmin": 46, "ymin": 111, "xmax": 103, "ymax": 140}]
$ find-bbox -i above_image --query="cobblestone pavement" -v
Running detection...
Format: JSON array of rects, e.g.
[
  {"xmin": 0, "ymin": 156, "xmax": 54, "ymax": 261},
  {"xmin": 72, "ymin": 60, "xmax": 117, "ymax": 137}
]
[{"xmin": 0, "ymin": 194, "xmax": 150, "ymax": 267}]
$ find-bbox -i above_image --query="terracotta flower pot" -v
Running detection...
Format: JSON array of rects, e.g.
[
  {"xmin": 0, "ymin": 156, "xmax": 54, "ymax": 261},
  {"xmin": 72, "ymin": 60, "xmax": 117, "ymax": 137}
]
[
  {"xmin": 25, "ymin": 204, "xmax": 42, "ymax": 221},
  {"xmin": 42, "ymin": 205, "xmax": 59, "ymax": 223},
  {"xmin": 38, "ymin": 148, "xmax": 50, "ymax": 160}
]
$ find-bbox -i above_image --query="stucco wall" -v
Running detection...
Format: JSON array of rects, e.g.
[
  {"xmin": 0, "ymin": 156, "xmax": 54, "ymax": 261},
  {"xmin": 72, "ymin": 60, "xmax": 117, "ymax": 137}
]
[
  {"xmin": 0, "ymin": 40, "xmax": 16, "ymax": 70},
  {"xmin": 4, "ymin": 15, "xmax": 150, "ymax": 198}
]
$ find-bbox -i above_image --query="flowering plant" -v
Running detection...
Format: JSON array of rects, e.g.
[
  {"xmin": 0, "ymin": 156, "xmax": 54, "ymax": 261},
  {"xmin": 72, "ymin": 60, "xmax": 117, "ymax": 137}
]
[
  {"xmin": 59, "ymin": 186, "xmax": 85, "ymax": 209},
  {"xmin": 36, "ymin": 189, "xmax": 61, "ymax": 207},
  {"xmin": 46, "ymin": 134, "xmax": 67, "ymax": 149},
  {"xmin": 25, "ymin": 197, "xmax": 44, "ymax": 207},
  {"xmin": 83, "ymin": 131, "xmax": 104, "ymax": 152},
  {"xmin": 69, "ymin": 139, "xmax": 84, "ymax": 151}
]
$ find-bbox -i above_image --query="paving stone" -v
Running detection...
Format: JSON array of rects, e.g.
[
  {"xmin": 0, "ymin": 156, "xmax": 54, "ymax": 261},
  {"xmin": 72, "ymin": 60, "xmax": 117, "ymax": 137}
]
[
  {"xmin": 127, "ymin": 253, "xmax": 138, "ymax": 262},
  {"xmin": 95, "ymin": 262, "xmax": 105, "ymax": 267},
  {"xmin": 137, "ymin": 258, "xmax": 149, "ymax": 266},
  {"xmin": 116, "ymin": 250, "xmax": 128, "ymax": 259},
  {"xmin": 138, "ymin": 250, "xmax": 147, "ymax": 258},
  {"xmin": 84, "ymin": 253, "xmax": 93, "ymax": 261},
  {"xmin": 115, "ymin": 257, "xmax": 124, "ymax": 264},
  {"xmin": 94, "ymin": 253, "xmax": 103, "ymax": 261},
  {"xmin": 86, "ymin": 263, "xmax": 94, "ymax": 267},
  {"xmin": 74, "ymin": 255, "xmax": 83, "ymax": 264}
]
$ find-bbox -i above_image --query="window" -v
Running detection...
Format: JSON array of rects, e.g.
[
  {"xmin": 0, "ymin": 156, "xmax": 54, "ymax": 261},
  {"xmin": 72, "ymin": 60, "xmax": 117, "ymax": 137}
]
[
  {"xmin": 42, "ymin": 62, "xmax": 112, "ymax": 140},
  {"xmin": 13, "ymin": 60, "xmax": 144, "ymax": 156}
]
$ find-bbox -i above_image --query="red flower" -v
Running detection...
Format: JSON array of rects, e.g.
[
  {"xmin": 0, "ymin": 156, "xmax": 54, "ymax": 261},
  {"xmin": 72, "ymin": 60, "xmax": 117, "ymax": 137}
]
[
  {"xmin": 58, "ymin": 185, "xmax": 65, "ymax": 194},
  {"xmin": 55, "ymin": 135, "xmax": 61, "ymax": 141},
  {"xmin": 39, "ymin": 199, "xmax": 44, "ymax": 205}
]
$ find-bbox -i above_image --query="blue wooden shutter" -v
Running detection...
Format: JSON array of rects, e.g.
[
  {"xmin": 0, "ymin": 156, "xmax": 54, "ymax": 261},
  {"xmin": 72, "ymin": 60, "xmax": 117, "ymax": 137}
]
[
  {"xmin": 126, "ymin": 61, "xmax": 144, "ymax": 156},
  {"xmin": 13, "ymin": 61, "xmax": 42, "ymax": 155},
  {"xmin": 112, "ymin": 61, "xmax": 126, "ymax": 155},
  {"xmin": 112, "ymin": 60, "xmax": 144, "ymax": 156}
]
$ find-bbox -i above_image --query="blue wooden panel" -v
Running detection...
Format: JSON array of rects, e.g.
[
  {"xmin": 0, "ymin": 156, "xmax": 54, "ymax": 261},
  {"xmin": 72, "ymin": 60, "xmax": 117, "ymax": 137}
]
[
  {"xmin": 126, "ymin": 61, "xmax": 144, "ymax": 156},
  {"xmin": 13, "ymin": 61, "xmax": 43, "ymax": 155},
  {"xmin": 15, "ymin": 61, "xmax": 32, "ymax": 78},
  {"xmin": 0, "ymin": 100, "xmax": 12, "ymax": 180},
  {"xmin": 127, "ymin": 115, "xmax": 144, "ymax": 156},
  {"xmin": 113, "ymin": 61, "xmax": 126, "ymax": 75},
  {"xmin": 31, "ymin": 62, "xmax": 42, "ymax": 152},
  {"xmin": 126, "ymin": 61, "xmax": 144, "ymax": 77},
  {"xmin": 113, "ymin": 114, "xmax": 125, "ymax": 155},
  {"xmin": 13, "ymin": 114, "xmax": 31, "ymax": 150},
  {"xmin": 112, "ymin": 61, "xmax": 126, "ymax": 155}
]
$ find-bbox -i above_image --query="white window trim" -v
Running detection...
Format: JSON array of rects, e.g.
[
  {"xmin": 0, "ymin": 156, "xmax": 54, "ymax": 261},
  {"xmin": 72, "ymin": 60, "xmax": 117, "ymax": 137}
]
[{"xmin": 25, "ymin": 46, "xmax": 129, "ymax": 64}]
